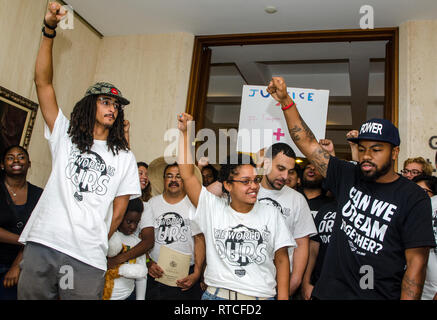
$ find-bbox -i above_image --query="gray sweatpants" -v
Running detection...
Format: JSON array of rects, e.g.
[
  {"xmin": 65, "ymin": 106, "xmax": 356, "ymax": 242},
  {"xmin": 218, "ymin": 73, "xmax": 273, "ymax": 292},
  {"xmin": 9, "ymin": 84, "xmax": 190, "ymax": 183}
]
[{"xmin": 18, "ymin": 242, "xmax": 105, "ymax": 300}]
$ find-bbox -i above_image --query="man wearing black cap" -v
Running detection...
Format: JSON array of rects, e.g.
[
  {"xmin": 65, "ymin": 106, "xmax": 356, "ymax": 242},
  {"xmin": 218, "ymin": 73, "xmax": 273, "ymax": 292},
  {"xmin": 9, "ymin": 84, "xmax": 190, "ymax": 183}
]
[
  {"xmin": 17, "ymin": 2, "xmax": 141, "ymax": 300},
  {"xmin": 267, "ymin": 76, "xmax": 436, "ymax": 299}
]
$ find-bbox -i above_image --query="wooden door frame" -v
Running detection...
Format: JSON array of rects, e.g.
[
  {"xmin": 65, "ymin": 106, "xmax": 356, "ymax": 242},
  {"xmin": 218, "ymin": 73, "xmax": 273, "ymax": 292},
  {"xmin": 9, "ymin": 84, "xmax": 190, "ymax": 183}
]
[{"xmin": 185, "ymin": 27, "xmax": 399, "ymax": 131}]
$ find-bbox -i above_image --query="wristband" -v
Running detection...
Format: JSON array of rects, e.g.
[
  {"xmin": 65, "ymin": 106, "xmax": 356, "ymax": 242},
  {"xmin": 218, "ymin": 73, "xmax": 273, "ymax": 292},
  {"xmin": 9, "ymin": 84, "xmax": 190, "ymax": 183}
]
[
  {"xmin": 42, "ymin": 26, "xmax": 56, "ymax": 38},
  {"xmin": 146, "ymin": 258, "xmax": 152, "ymax": 263},
  {"xmin": 281, "ymin": 101, "xmax": 296, "ymax": 111},
  {"xmin": 44, "ymin": 19, "xmax": 57, "ymax": 30}
]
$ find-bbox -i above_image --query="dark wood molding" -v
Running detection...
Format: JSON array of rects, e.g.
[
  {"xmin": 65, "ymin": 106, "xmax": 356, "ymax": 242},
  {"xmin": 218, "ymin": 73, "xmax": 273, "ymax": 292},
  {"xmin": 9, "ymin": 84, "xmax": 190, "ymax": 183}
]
[
  {"xmin": 186, "ymin": 27, "xmax": 399, "ymax": 144},
  {"xmin": 193, "ymin": 28, "xmax": 398, "ymax": 46}
]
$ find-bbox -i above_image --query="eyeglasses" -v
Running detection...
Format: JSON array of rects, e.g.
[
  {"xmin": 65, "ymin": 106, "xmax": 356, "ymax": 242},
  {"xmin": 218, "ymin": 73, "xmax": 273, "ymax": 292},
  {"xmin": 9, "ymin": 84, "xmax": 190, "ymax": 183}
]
[
  {"xmin": 228, "ymin": 176, "xmax": 263, "ymax": 186},
  {"xmin": 164, "ymin": 174, "xmax": 182, "ymax": 180},
  {"xmin": 400, "ymin": 169, "xmax": 423, "ymax": 176},
  {"xmin": 97, "ymin": 97, "xmax": 124, "ymax": 111}
]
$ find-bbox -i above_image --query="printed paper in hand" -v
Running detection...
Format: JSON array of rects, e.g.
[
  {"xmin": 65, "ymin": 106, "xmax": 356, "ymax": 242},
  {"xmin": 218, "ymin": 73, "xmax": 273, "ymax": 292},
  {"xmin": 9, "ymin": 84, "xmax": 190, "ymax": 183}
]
[{"xmin": 155, "ymin": 246, "xmax": 191, "ymax": 287}]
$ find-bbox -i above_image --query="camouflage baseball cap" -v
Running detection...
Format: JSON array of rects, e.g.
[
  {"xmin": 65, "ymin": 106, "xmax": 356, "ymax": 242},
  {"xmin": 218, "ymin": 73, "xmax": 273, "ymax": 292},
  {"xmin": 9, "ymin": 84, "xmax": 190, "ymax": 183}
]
[{"xmin": 84, "ymin": 82, "xmax": 130, "ymax": 106}]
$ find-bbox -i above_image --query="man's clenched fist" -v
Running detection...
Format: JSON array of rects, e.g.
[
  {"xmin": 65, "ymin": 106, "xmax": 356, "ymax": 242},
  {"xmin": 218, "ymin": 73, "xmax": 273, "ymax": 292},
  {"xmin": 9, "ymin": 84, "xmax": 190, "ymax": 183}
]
[
  {"xmin": 45, "ymin": 2, "xmax": 67, "ymax": 28},
  {"xmin": 266, "ymin": 77, "xmax": 292, "ymax": 106}
]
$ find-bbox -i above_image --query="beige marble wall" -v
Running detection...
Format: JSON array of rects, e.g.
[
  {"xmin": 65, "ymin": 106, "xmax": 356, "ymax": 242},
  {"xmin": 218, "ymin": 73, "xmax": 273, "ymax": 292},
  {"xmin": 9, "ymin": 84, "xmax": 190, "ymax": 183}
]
[
  {"xmin": 0, "ymin": 0, "xmax": 47, "ymax": 99},
  {"xmin": 93, "ymin": 32, "xmax": 195, "ymax": 164},
  {"xmin": 1, "ymin": 1, "xmax": 194, "ymax": 186},
  {"xmin": 0, "ymin": 0, "xmax": 102, "ymax": 187},
  {"xmin": 399, "ymin": 21, "xmax": 437, "ymax": 173}
]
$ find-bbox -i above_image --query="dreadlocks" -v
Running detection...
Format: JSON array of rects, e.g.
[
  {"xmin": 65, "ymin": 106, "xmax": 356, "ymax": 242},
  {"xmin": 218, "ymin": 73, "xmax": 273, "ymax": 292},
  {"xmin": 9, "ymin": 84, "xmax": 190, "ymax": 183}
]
[{"xmin": 67, "ymin": 95, "xmax": 129, "ymax": 155}]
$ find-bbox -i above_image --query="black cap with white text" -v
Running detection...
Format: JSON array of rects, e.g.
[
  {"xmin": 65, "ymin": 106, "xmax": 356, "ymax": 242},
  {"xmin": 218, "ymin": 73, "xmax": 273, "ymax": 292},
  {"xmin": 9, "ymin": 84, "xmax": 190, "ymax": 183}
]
[{"xmin": 347, "ymin": 118, "xmax": 400, "ymax": 146}]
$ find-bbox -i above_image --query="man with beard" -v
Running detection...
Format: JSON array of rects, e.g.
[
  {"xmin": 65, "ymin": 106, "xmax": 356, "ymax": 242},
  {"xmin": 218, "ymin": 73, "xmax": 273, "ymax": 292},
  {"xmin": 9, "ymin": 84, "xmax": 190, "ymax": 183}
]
[
  {"xmin": 267, "ymin": 76, "xmax": 435, "ymax": 299},
  {"xmin": 300, "ymin": 162, "xmax": 332, "ymax": 217},
  {"xmin": 139, "ymin": 160, "xmax": 204, "ymax": 300},
  {"xmin": 17, "ymin": 2, "xmax": 141, "ymax": 300},
  {"xmin": 258, "ymin": 143, "xmax": 317, "ymax": 297}
]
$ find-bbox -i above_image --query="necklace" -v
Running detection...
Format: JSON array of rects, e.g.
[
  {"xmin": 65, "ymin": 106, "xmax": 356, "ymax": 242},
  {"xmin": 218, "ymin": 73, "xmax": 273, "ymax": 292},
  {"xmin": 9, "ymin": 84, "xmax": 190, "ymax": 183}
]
[{"xmin": 4, "ymin": 180, "xmax": 24, "ymax": 197}]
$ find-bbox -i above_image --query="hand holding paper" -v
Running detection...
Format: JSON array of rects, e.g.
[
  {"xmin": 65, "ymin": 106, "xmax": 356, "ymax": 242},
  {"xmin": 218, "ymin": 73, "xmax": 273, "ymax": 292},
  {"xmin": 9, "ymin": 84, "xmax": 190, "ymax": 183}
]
[
  {"xmin": 155, "ymin": 246, "xmax": 191, "ymax": 287},
  {"xmin": 148, "ymin": 261, "xmax": 164, "ymax": 279}
]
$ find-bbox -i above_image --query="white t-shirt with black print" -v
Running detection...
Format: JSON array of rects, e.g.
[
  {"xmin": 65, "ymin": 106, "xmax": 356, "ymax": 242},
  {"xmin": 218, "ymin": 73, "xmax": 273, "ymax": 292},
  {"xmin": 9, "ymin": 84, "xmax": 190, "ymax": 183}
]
[
  {"xmin": 139, "ymin": 194, "xmax": 201, "ymax": 266},
  {"xmin": 19, "ymin": 110, "xmax": 141, "ymax": 271},
  {"xmin": 422, "ymin": 195, "xmax": 437, "ymax": 300},
  {"xmin": 258, "ymin": 185, "xmax": 317, "ymax": 271},
  {"xmin": 192, "ymin": 187, "xmax": 296, "ymax": 298}
]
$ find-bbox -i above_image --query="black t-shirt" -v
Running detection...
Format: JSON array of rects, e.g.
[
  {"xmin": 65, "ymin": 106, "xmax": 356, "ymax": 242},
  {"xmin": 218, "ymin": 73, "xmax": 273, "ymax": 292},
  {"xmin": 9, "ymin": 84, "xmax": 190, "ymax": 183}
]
[
  {"xmin": 312, "ymin": 156, "xmax": 436, "ymax": 300},
  {"xmin": 0, "ymin": 180, "xmax": 43, "ymax": 265},
  {"xmin": 310, "ymin": 200, "xmax": 337, "ymax": 285},
  {"xmin": 306, "ymin": 193, "xmax": 332, "ymax": 212}
]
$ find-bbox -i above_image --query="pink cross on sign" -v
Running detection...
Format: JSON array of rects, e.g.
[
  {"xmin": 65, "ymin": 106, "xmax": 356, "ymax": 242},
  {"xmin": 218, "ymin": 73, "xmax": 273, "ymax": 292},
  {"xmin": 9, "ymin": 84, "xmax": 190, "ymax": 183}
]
[{"xmin": 273, "ymin": 128, "xmax": 285, "ymax": 141}]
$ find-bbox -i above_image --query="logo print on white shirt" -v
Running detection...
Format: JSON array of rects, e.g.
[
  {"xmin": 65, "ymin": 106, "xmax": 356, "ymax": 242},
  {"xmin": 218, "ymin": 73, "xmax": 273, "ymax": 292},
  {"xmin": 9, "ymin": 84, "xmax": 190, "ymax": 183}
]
[
  {"xmin": 214, "ymin": 224, "xmax": 269, "ymax": 271},
  {"xmin": 65, "ymin": 148, "xmax": 115, "ymax": 201},
  {"xmin": 155, "ymin": 212, "xmax": 190, "ymax": 244}
]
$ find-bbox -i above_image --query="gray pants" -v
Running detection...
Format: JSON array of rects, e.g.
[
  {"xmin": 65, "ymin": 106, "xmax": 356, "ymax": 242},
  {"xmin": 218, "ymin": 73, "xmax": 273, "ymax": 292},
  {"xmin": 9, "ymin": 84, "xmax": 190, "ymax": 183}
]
[{"xmin": 18, "ymin": 242, "xmax": 105, "ymax": 300}]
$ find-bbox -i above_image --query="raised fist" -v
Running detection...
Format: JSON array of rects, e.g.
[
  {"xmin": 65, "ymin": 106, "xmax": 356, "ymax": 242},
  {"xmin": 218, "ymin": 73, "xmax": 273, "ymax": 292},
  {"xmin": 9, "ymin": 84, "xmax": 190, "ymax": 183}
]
[
  {"xmin": 346, "ymin": 130, "xmax": 359, "ymax": 145},
  {"xmin": 177, "ymin": 113, "xmax": 193, "ymax": 132},
  {"xmin": 197, "ymin": 157, "xmax": 209, "ymax": 169},
  {"xmin": 45, "ymin": 2, "xmax": 67, "ymax": 28},
  {"xmin": 266, "ymin": 77, "xmax": 290, "ymax": 104},
  {"xmin": 319, "ymin": 139, "xmax": 335, "ymax": 156}
]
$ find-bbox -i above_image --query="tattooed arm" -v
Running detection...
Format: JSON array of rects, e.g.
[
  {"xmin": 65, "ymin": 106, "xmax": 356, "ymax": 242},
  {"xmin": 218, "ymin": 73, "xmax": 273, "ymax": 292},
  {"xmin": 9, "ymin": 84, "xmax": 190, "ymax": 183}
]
[
  {"xmin": 400, "ymin": 247, "xmax": 430, "ymax": 300},
  {"xmin": 266, "ymin": 77, "xmax": 331, "ymax": 177}
]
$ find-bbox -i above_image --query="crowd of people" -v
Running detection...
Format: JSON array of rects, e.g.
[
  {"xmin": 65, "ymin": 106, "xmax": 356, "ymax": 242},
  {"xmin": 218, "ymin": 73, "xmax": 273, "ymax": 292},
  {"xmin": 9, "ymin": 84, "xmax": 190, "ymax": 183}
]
[{"xmin": 1, "ymin": 2, "xmax": 436, "ymax": 301}]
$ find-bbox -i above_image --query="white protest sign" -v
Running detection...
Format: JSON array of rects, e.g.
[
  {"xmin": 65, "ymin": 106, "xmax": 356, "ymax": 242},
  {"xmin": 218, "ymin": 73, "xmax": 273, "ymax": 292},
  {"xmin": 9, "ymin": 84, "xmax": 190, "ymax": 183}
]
[{"xmin": 237, "ymin": 85, "xmax": 329, "ymax": 157}]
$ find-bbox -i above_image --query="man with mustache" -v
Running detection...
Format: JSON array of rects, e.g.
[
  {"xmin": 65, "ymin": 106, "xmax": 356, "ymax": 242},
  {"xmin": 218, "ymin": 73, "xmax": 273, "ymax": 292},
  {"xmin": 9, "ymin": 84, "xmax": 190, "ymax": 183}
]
[
  {"xmin": 267, "ymin": 76, "xmax": 435, "ymax": 300},
  {"xmin": 139, "ymin": 160, "xmax": 204, "ymax": 300},
  {"xmin": 258, "ymin": 142, "xmax": 317, "ymax": 298}
]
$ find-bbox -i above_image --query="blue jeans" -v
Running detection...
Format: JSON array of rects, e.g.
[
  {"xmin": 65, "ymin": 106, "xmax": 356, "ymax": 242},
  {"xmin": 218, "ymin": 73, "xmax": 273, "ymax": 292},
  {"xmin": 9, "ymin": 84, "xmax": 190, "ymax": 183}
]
[
  {"xmin": 0, "ymin": 264, "xmax": 17, "ymax": 300},
  {"xmin": 202, "ymin": 288, "xmax": 274, "ymax": 300},
  {"xmin": 202, "ymin": 289, "xmax": 227, "ymax": 300}
]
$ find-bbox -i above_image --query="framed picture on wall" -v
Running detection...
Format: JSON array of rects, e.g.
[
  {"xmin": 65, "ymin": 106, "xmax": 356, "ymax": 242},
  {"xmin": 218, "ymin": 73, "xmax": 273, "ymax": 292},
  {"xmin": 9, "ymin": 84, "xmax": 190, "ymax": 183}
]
[{"xmin": 0, "ymin": 86, "xmax": 39, "ymax": 157}]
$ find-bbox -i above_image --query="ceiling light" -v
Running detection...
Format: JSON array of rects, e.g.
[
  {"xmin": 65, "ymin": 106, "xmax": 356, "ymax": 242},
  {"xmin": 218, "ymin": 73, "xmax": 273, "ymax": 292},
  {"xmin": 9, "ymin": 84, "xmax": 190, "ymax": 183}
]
[{"xmin": 265, "ymin": 6, "xmax": 277, "ymax": 14}]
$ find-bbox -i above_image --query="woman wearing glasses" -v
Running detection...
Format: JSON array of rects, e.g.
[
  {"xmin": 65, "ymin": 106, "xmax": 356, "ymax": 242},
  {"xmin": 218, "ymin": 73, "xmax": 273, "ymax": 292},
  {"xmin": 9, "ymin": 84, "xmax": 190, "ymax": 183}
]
[
  {"xmin": 412, "ymin": 175, "xmax": 437, "ymax": 300},
  {"xmin": 401, "ymin": 157, "xmax": 433, "ymax": 180},
  {"xmin": 177, "ymin": 113, "xmax": 295, "ymax": 300}
]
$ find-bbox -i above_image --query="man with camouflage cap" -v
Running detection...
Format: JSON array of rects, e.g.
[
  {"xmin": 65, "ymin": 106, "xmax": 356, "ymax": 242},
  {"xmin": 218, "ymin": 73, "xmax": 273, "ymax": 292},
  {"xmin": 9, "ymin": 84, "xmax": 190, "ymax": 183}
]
[{"xmin": 17, "ymin": 2, "xmax": 141, "ymax": 300}]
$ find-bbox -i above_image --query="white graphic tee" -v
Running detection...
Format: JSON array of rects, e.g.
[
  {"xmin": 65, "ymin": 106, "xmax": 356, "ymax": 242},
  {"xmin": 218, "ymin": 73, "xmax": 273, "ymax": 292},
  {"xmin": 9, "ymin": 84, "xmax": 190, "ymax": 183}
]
[
  {"xmin": 139, "ymin": 194, "xmax": 201, "ymax": 266},
  {"xmin": 422, "ymin": 195, "xmax": 437, "ymax": 300},
  {"xmin": 192, "ymin": 187, "xmax": 296, "ymax": 298},
  {"xmin": 19, "ymin": 110, "xmax": 141, "ymax": 270},
  {"xmin": 111, "ymin": 231, "xmax": 147, "ymax": 300},
  {"xmin": 258, "ymin": 185, "xmax": 317, "ymax": 271}
]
